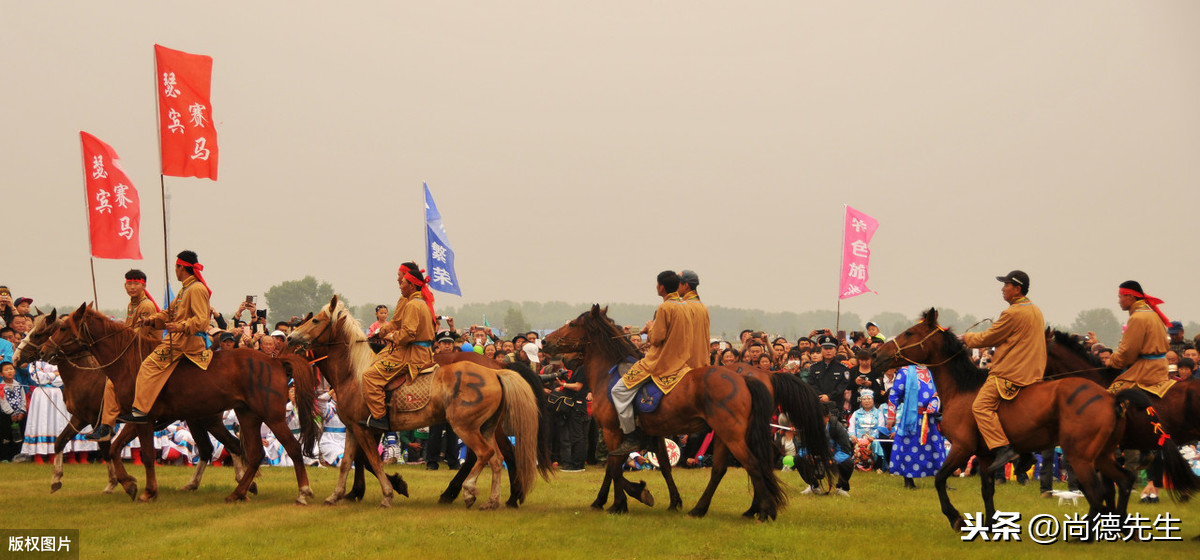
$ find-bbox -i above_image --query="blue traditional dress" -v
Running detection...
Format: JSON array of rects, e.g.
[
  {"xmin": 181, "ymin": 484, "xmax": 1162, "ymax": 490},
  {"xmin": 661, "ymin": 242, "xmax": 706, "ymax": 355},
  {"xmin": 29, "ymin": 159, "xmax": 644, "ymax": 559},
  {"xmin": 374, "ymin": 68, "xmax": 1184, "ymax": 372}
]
[
  {"xmin": 847, "ymin": 402, "xmax": 889, "ymax": 468},
  {"xmin": 888, "ymin": 365, "xmax": 945, "ymax": 478}
]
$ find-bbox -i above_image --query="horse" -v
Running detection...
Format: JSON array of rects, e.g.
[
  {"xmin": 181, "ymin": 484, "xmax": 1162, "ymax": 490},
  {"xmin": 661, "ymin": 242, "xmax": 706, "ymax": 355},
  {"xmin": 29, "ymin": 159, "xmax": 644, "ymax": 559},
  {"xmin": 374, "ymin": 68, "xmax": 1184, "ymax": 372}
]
[
  {"xmin": 41, "ymin": 304, "xmax": 320, "ymax": 504},
  {"xmin": 15, "ymin": 308, "xmax": 247, "ymax": 496},
  {"xmin": 1044, "ymin": 330, "xmax": 1200, "ymax": 502},
  {"xmin": 543, "ymin": 305, "xmax": 794, "ymax": 521},
  {"xmin": 284, "ymin": 296, "xmax": 545, "ymax": 509},
  {"xmin": 871, "ymin": 309, "xmax": 1137, "ymax": 531}
]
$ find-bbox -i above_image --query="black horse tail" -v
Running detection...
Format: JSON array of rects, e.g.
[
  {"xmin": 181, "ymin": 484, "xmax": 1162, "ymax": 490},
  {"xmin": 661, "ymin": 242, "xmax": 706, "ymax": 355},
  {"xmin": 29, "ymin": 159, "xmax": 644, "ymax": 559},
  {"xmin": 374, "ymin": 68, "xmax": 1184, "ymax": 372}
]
[
  {"xmin": 1115, "ymin": 388, "xmax": 1198, "ymax": 502},
  {"xmin": 282, "ymin": 356, "xmax": 321, "ymax": 458},
  {"xmin": 771, "ymin": 373, "xmax": 835, "ymax": 486},
  {"xmin": 505, "ymin": 361, "xmax": 555, "ymax": 481},
  {"xmin": 745, "ymin": 376, "xmax": 786, "ymax": 511}
]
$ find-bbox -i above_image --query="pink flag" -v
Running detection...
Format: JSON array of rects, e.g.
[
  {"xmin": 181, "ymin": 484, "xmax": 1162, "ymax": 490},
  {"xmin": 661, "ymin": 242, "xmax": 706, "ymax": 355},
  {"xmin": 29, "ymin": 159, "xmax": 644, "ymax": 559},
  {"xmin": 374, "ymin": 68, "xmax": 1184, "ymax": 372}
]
[
  {"xmin": 80, "ymin": 132, "xmax": 143, "ymax": 260},
  {"xmin": 839, "ymin": 206, "xmax": 878, "ymax": 299}
]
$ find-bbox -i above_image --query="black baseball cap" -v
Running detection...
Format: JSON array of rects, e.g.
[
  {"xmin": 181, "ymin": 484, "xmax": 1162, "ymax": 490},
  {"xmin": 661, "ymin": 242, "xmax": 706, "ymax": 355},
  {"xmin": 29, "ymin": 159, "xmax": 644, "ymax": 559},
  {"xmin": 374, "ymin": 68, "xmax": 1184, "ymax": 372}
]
[{"xmin": 995, "ymin": 270, "xmax": 1030, "ymax": 288}]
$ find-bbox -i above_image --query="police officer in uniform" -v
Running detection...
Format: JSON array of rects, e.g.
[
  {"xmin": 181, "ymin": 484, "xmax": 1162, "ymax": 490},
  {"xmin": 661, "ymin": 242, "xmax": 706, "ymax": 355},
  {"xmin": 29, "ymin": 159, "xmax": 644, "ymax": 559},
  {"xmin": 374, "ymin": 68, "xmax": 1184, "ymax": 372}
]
[{"xmin": 807, "ymin": 334, "xmax": 851, "ymax": 416}]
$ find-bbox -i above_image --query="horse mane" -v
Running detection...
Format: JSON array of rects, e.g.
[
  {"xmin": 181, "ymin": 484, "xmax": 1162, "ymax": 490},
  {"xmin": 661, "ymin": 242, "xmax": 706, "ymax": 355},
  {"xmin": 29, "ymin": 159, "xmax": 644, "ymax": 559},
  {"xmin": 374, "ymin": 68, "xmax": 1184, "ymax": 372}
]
[
  {"xmin": 1050, "ymin": 330, "xmax": 1104, "ymax": 368},
  {"xmin": 82, "ymin": 306, "xmax": 160, "ymax": 346},
  {"xmin": 325, "ymin": 300, "xmax": 375, "ymax": 382},
  {"xmin": 578, "ymin": 307, "xmax": 643, "ymax": 364},
  {"xmin": 918, "ymin": 309, "xmax": 988, "ymax": 392}
]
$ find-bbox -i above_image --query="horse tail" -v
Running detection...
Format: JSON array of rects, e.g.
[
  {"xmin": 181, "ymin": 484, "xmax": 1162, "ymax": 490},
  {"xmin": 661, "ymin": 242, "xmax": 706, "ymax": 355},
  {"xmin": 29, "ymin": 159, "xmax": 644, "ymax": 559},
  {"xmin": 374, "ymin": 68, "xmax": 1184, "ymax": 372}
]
[
  {"xmin": 771, "ymin": 372, "xmax": 834, "ymax": 484},
  {"xmin": 1114, "ymin": 388, "xmax": 1199, "ymax": 502},
  {"xmin": 498, "ymin": 368, "xmax": 541, "ymax": 503},
  {"xmin": 504, "ymin": 362, "xmax": 555, "ymax": 481},
  {"xmin": 283, "ymin": 356, "xmax": 320, "ymax": 458},
  {"xmin": 745, "ymin": 376, "xmax": 786, "ymax": 508}
]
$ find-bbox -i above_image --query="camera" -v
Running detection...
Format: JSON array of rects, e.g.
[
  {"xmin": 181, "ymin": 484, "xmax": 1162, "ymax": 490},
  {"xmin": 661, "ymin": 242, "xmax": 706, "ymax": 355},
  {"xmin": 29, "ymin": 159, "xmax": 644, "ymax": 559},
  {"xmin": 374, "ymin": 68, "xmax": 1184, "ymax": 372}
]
[{"xmin": 256, "ymin": 309, "xmax": 267, "ymax": 319}]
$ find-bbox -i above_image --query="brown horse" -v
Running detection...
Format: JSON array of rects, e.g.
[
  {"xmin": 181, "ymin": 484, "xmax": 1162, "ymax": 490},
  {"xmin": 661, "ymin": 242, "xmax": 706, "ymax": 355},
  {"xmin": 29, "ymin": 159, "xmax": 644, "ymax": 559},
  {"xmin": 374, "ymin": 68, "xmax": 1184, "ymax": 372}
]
[
  {"xmin": 42, "ymin": 304, "xmax": 320, "ymax": 504},
  {"xmin": 543, "ymin": 305, "xmax": 789, "ymax": 520},
  {"xmin": 284, "ymin": 296, "xmax": 545, "ymax": 509},
  {"xmin": 872, "ymin": 309, "xmax": 1137, "ymax": 531},
  {"xmin": 15, "ymin": 309, "xmax": 245, "ymax": 495},
  {"xmin": 1044, "ymin": 330, "xmax": 1200, "ymax": 501}
]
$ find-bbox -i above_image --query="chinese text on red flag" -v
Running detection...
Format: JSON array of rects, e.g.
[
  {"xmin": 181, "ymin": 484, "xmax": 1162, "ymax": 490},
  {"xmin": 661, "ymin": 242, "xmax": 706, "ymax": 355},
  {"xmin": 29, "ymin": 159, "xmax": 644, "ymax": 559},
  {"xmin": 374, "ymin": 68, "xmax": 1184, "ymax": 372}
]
[
  {"xmin": 80, "ymin": 132, "xmax": 142, "ymax": 260},
  {"xmin": 155, "ymin": 44, "xmax": 218, "ymax": 180}
]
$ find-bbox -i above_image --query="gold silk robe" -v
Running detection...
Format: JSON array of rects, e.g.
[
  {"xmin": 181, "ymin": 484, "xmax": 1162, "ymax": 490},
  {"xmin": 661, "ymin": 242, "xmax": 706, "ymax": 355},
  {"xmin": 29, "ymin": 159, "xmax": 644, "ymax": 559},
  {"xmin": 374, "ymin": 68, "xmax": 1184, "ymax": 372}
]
[
  {"xmin": 132, "ymin": 276, "xmax": 212, "ymax": 413},
  {"xmin": 963, "ymin": 296, "xmax": 1046, "ymax": 390},
  {"xmin": 1108, "ymin": 299, "xmax": 1173, "ymax": 397},
  {"xmin": 681, "ymin": 290, "xmax": 711, "ymax": 370},
  {"xmin": 623, "ymin": 293, "xmax": 693, "ymax": 394}
]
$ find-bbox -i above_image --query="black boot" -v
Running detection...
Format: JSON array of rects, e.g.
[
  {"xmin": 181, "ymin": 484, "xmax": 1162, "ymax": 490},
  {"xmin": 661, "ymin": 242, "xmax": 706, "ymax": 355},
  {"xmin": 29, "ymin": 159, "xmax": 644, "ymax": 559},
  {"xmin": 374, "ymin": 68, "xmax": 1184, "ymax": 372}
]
[
  {"xmin": 360, "ymin": 415, "xmax": 390, "ymax": 431},
  {"xmin": 610, "ymin": 428, "xmax": 646, "ymax": 457},
  {"xmin": 116, "ymin": 409, "xmax": 149, "ymax": 424},
  {"xmin": 85, "ymin": 424, "xmax": 114, "ymax": 442},
  {"xmin": 986, "ymin": 445, "xmax": 1019, "ymax": 475},
  {"xmin": 904, "ymin": 477, "xmax": 916, "ymax": 490}
]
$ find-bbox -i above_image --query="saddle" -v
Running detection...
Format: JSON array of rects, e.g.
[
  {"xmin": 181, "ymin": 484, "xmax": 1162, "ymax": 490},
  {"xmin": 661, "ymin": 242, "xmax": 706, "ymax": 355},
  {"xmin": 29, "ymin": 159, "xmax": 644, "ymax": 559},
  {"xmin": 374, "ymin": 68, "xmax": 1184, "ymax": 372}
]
[
  {"xmin": 385, "ymin": 365, "xmax": 438, "ymax": 412},
  {"xmin": 608, "ymin": 360, "xmax": 665, "ymax": 414}
]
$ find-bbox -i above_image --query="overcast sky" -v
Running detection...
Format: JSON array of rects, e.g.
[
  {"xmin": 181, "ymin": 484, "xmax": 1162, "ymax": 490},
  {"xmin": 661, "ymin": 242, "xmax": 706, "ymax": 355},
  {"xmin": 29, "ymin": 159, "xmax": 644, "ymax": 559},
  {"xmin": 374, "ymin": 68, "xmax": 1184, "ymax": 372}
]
[{"xmin": 3, "ymin": 2, "xmax": 1198, "ymax": 329}]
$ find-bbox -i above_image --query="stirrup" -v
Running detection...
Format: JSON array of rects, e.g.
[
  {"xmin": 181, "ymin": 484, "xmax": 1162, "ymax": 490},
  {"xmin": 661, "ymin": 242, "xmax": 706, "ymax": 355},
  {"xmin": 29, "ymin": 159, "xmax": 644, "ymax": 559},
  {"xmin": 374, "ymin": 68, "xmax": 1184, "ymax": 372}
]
[{"xmin": 116, "ymin": 409, "xmax": 149, "ymax": 424}]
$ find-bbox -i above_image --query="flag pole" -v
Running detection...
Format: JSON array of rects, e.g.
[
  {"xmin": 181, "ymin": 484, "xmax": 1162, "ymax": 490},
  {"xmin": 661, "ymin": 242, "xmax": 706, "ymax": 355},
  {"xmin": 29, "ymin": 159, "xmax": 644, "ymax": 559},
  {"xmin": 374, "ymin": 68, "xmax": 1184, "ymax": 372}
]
[
  {"xmin": 154, "ymin": 52, "xmax": 173, "ymax": 354},
  {"xmin": 835, "ymin": 204, "xmax": 846, "ymax": 335},
  {"xmin": 80, "ymin": 145, "xmax": 99, "ymax": 307}
]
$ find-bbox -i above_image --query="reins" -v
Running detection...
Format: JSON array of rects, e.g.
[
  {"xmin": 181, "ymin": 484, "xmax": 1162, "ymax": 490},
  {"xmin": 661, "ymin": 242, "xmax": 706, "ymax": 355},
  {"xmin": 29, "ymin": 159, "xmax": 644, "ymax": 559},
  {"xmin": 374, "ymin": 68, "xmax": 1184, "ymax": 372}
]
[{"xmin": 881, "ymin": 318, "xmax": 991, "ymax": 368}]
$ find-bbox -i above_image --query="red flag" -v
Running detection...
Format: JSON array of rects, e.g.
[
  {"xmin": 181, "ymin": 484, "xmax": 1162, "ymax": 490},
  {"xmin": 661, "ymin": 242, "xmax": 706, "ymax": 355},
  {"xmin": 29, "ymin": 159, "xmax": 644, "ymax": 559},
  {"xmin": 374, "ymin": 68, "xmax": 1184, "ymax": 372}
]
[
  {"xmin": 155, "ymin": 44, "xmax": 218, "ymax": 180},
  {"xmin": 80, "ymin": 132, "xmax": 143, "ymax": 260}
]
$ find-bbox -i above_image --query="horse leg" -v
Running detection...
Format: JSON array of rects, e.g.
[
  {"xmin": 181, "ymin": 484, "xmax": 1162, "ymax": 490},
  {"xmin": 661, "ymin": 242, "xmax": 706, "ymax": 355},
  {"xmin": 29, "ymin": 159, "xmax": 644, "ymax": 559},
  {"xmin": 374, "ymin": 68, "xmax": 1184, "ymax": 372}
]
[
  {"xmin": 325, "ymin": 431, "xmax": 357, "ymax": 505},
  {"xmin": 458, "ymin": 424, "xmax": 502, "ymax": 510},
  {"xmin": 264, "ymin": 418, "xmax": 312, "ymax": 505},
  {"xmin": 440, "ymin": 448, "xmax": 476, "ymax": 505},
  {"xmin": 205, "ymin": 420, "xmax": 254, "ymax": 494},
  {"xmin": 935, "ymin": 444, "xmax": 973, "ymax": 531},
  {"xmin": 976, "ymin": 456, "xmax": 998, "ymax": 531},
  {"xmin": 605, "ymin": 453, "xmax": 632, "ymax": 514},
  {"xmin": 688, "ymin": 439, "xmax": 730, "ymax": 518},
  {"xmin": 347, "ymin": 424, "xmax": 393, "ymax": 508},
  {"xmin": 134, "ymin": 424, "xmax": 159, "ymax": 503},
  {"xmin": 494, "ymin": 434, "xmax": 522, "ymax": 508},
  {"xmin": 226, "ymin": 414, "xmax": 264, "ymax": 503},
  {"xmin": 1095, "ymin": 452, "xmax": 1134, "ymax": 521},
  {"xmin": 181, "ymin": 421, "xmax": 214, "ymax": 491},
  {"xmin": 109, "ymin": 424, "xmax": 138, "ymax": 500},
  {"xmin": 653, "ymin": 437, "xmax": 684, "ymax": 512},
  {"xmin": 50, "ymin": 418, "xmax": 81, "ymax": 493},
  {"xmin": 721, "ymin": 438, "xmax": 776, "ymax": 522},
  {"xmin": 102, "ymin": 442, "xmax": 119, "ymax": 494},
  {"xmin": 592, "ymin": 469, "xmax": 613, "ymax": 510}
]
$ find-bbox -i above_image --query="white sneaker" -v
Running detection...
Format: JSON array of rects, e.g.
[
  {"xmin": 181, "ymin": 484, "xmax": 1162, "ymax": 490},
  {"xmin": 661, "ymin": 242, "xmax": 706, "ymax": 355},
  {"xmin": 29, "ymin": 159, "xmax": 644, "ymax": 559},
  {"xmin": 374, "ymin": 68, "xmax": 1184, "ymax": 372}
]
[
  {"xmin": 835, "ymin": 489, "xmax": 850, "ymax": 497},
  {"xmin": 800, "ymin": 486, "xmax": 815, "ymax": 495}
]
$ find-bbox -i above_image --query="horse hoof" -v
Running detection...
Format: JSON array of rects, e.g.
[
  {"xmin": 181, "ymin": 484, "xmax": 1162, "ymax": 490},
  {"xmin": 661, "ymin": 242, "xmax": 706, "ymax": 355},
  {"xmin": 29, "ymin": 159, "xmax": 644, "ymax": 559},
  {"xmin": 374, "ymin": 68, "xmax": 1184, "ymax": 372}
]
[
  {"xmin": 295, "ymin": 497, "xmax": 309, "ymax": 506},
  {"xmin": 225, "ymin": 494, "xmax": 247, "ymax": 503},
  {"xmin": 137, "ymin": 493, "xmax": 156, "ymax": 503},
  {"xmin": 687, "ymin": 507, "xmax": 708, "ymax": 518},
  {"xmin": 464, "ymin": 496, "xmax": 476, "ymax": 509},
  {"xmin": 50, "ymin": 482, "xmax": 62, "ymax": 494},
  {"xmin": 249, "ymin": 482, "xmax": 258, "ymax": 495},
  {"xmin": 638, "ymin": 489, "xmax": 655, "ymax": 507},
  {"xmin": 951, "ymin": 517, "xmax": 965, "ymax": 531},
  {"xmin": 590, "ymin": 500, "xmax": 606, "ymax": 510},
  {"xmin": 378, "ymin": 500, "xmax": 392, "ymax": 509},
  {"xmin": 124, "ymin": 483, "xmax": 138, "ymax": 501},
  {"xmin": 438, "ymin": 495, "xmax": 456, "ymax": 505},
  {"xmin": 479, "ymin": 500, "xmax": 500, "ymax": 511},
  {"xmin": 668, "ymin": 500, "xmax": 682, "ymax": 512},
  {"xmin": 607, "ymin": 504, "xmax": 629, "ymax": 514},
  {"xmin": 505, "ymin": 500, "xmax": 520, "ymax": 509},
  {"xmin": 179, "ymin": 484, "xmax": 198, "ymax": 492}
]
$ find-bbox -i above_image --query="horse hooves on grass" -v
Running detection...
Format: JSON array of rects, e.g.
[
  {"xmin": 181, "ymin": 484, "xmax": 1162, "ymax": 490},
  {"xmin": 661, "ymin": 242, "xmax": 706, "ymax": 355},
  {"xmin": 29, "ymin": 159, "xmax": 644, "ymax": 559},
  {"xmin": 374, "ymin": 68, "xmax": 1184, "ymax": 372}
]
[
  {"xmin": 479, "ymin": 499, "xmax": 500, "ymax": 511},
  {"xmin": 638, "ymin": 489, "xmax": 655, "ymax": 507},
  {"xmin": 687, "ymin": 507, "xmax": 708, "ymax": 518},
  {"xmin": 225, "ymin": 494, "xmax": 248, "ymax": 503},
  {"xmin": 123, "ymin": 483, "xmax": 138, "ymax": 501},
  {"xmin": 249, "ymin": 482, "xmax": 258, "ymax": 495},
  {"xmin": 50, "ymin": 482, "xmax": 62, "ymax": 494},
  {"xmin": 136, "ymin": 494, "xmax": 156, "ymax": 503},
  {"xmin": 607, "ymin": 503, "xmax": 629, "ymax": 514},
  {"xmin": 668, "ymin": 500, "xmax": 682, "ymax": 512},
  {"xmin": 179, "ymin": 484, "xmax": 198, "ymax": 492}
]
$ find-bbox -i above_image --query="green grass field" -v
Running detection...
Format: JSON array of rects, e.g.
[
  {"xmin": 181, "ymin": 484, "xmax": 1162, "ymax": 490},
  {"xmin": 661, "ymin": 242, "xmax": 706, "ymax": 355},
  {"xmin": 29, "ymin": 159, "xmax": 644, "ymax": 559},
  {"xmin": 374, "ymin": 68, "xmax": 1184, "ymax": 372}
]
[{"xmin": 2, "ymin": 461, "xmax": 1196, "ymax": 559}]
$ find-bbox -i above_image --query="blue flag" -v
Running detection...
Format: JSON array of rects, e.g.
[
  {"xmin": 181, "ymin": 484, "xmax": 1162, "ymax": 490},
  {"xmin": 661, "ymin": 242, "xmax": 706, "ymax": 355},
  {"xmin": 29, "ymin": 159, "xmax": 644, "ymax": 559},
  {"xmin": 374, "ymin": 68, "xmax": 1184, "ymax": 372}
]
[{"xmin": 424, "ymin": 183, "xmax": 461, "ymax": 296}]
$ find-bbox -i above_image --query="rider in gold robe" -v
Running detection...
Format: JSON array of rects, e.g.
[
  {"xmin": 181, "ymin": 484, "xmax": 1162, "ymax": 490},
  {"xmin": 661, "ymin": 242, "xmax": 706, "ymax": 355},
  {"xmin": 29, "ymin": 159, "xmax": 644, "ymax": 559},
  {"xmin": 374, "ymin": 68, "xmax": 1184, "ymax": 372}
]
[
  {"xmin": 611, "ymin": 270, "xmax": 692, "ymax": 455},
  {"xmin": 360, "ymin": 262, "xmax": 436, "ymax": 430},
  {"xmin": 86, "ymin": 270, "xmax": 161, "ymax": 440},
  {"xmin": 1107, "ymin": 280, "xmax": 1173, "ymax": 397},
  {"xmin": 118, "ymin": 251, "xmax": 212, "ymax": 423},
  {"xmin": 679, "ymin": 269, "xmax": 711, "ymax": 370}
]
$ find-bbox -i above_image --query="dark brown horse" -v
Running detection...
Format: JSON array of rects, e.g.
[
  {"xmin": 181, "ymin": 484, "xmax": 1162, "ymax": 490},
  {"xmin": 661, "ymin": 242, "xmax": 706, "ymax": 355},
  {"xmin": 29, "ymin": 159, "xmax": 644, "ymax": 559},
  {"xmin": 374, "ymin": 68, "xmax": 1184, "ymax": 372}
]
[
  {"xmin": 1044, "ymin": 330, "xmax": 1200, "ymax": 501},
  {"xmin": 543, "ymin": 305, "xmax": 794, "ymax": 520},
  {"xmin": 872, "ymin": 309, "xmax": 1137, "ymax": 530},
  {"xmin": 42, "ymin": 305, "xmax": 320, "ymax": 504},
  {"xmin": 15, "ymin": 309, "xmax": 246, "ymax": 495},
  {"xmin": 284, "ymin": 297, "xmax": 545, "ymax": 509}
]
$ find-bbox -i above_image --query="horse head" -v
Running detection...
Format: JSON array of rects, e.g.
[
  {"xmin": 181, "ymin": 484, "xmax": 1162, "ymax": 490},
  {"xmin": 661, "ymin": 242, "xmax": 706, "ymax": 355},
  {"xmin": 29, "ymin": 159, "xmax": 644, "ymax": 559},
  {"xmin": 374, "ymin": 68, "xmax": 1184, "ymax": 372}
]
[
  {"xmin": 287, "ymin": 296, "xmax": 335, "ymax": 348},
  {"xmin": 15, "ymin": 308, "xmax": 58, "ymax": 367},
  {"xmin": 872, "ymin": 307, "xmax": 948, "ymax": 370}
]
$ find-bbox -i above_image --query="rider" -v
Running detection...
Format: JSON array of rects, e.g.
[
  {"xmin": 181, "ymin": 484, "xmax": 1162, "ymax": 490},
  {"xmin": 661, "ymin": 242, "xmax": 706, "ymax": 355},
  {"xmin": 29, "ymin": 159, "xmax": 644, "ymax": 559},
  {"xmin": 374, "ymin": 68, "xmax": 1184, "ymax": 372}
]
[
  {"xmin": 678, "ymin": 269, "xmax": 710, "ymax": 369},
  {"xmin": 360, "ymin": 262, "xmax": 436, "ymax": 431},
  {"xmin": 961, "ymin": 270, "xmax": 1045, "ymax": 473},
  {"xmin": 610, "ymin": 270, "xmax": 692, "ymax": 456},
  {"xmin": 118, "ymin": 251, "xmax": 212, "ymax": 423},
  {"xmin": 87, "ymin": 270, "xmax": 161, "ymax": 440},
  {"xmin": 1106, "ymin": 280, "xmax": 1173, "ymax": 396}
]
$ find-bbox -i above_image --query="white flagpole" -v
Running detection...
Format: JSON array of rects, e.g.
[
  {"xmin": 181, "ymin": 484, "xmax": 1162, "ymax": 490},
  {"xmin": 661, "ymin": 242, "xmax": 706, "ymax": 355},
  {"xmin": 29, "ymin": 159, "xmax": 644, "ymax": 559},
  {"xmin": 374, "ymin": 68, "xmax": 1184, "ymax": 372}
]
[{"xmin": 836, "ymin": 204, "xmax": 846, "ymax": 334}]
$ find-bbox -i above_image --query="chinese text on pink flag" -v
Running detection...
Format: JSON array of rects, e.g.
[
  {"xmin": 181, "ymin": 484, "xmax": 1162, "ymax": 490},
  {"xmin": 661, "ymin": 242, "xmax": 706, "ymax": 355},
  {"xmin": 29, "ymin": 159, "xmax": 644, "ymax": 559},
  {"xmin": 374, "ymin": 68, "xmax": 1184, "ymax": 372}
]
[{"xmin": 839, "ymin": 206, "xmax": 877, "ymax": 299}]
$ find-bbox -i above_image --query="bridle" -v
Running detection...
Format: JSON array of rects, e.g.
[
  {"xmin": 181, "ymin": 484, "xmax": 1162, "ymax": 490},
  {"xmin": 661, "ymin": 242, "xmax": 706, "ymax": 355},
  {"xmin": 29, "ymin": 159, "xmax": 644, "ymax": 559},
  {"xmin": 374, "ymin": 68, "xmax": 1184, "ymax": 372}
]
[
  {"xmin": 878, "ymin": 318, "xmax": 989, "ymax": 369},
  {"xmin": 42, "ymin": 316, "xmax": 140, "ymax": 371}
]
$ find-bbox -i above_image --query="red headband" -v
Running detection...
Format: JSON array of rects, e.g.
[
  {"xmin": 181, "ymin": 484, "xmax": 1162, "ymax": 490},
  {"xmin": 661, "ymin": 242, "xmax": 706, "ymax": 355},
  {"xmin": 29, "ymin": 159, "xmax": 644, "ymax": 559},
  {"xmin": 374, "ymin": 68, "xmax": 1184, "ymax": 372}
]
[
  {"xmin": 176, "ymin": 258, "xmax": 212, "ymax": 296},
  {"xmin": 127, "ymin": 278, "xmax": 161, "ymax": 312},
  {"xmin": 399, "ymin": 266, "xmax": 436, "ymax": 320},
  {"xmin": 1119, "ymin": 287, "xmax": 1170, "ymax": 327}
]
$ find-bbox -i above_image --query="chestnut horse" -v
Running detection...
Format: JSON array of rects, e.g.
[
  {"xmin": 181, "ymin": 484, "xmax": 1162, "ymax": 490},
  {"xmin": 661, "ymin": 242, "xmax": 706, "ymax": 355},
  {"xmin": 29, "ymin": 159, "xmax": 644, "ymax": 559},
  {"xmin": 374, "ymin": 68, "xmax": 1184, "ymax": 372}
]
[
  {"xmin": 1044, "ymin": 330, "xmax": 1200, "ymax": 502},
  {"xmin": 15, "ymin": 309, "xmax": 245, "ymax": 495},
  {"xmin": 543, "ymin": 305, "xmax": 790, "ymax": 520},
  {"xmin": 42, "ymin": 305, "xmax": 320, "ymax": 504},
  {"xmin": 284, "ymin": 297, "xmax": 545, "ymax": 509},
  {"xmin": 872, "ymin": 309, "xmax": 1137, "ymax": 531}
]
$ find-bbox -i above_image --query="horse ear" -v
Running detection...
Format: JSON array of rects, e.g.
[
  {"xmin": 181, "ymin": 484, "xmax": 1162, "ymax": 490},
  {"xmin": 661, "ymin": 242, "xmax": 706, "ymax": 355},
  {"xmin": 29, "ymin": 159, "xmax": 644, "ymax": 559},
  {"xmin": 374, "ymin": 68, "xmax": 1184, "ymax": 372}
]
[
  {"xmin": 72, "ymin": 303, "xmax": 88, "ymax": 320},
  {"xmin": 590, "ymin": 304, "xmax": 601, "ymax": 317},
  {"xmin": 927, "ymin": 308, "xmax": 939, "ymax": 325},
  {"xmin": 329, "ymin": 294, "xmax": 338, "ymax": 309},
  {"xmin": 304, "ymin": 312, "xmax": 313, "ymax": 323},
  {"xmin": 48, "ymin": 308, "xmax": 57, "ymax": 322},
  {"xmin": 34, "ymin": 306, "xmax": 43, "ymax": 316}
]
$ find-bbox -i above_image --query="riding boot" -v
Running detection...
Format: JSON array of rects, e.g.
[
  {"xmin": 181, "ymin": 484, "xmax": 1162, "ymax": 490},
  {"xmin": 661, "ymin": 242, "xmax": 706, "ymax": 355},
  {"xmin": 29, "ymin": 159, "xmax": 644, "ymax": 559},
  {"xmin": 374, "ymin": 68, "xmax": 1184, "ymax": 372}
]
[
  {"xmin": 610, "ymin": 428, "xmax": 647, "ymax": 457},
  {"xmin": 85, "ymin": 424, "xmax": 114, "ymax": 442},
  {"xmin": 360, "ymin": 415, "xmax": 390, "ymax": 431},
  {"xmin": 116, "ymin": 408, "xmax": 150, "ymax": 424},
  {"xmin": 986, "ymin": 445, "xmax": 1019, "ymax": 475}
]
